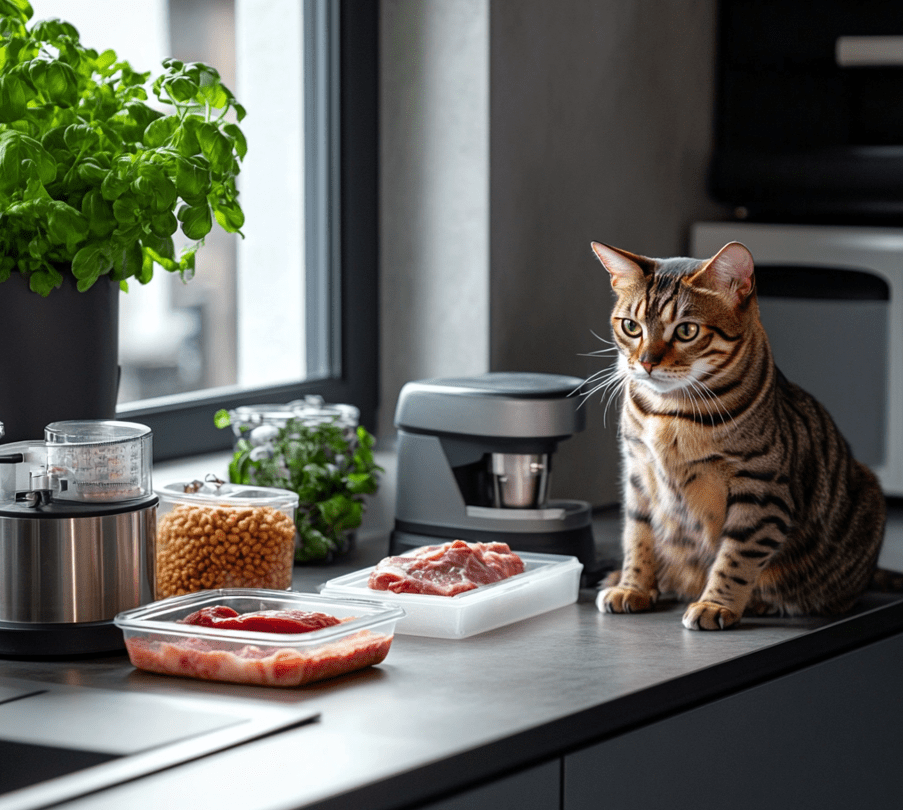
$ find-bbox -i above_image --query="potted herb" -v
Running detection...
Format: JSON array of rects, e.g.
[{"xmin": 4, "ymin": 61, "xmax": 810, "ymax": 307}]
[
  {"xmin": 216, "ymin": 410, "xmax": 382, "ymax": 563},
  {"xmin": 0, "ymin": 0, "xmax": 245, "ymax": 294},
  {"xmin": 0, "ymin": 0, "xmax": 245, "ymax": 441}
]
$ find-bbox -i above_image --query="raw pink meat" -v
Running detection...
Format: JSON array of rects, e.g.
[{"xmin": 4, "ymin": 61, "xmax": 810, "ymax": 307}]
[
  {"xmin": 125, "ymin": 631, "xmax": 393, "ymax": 687},
  {"xmin": 367, "ymin": 540, "xmax": 525, "ymax": 596}
]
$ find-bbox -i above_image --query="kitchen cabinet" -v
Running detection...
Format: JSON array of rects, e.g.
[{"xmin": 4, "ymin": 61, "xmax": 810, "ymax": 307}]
[
  {"xmin": 563, "ymin": 631, "xmax": 903, "ymax": 809},
  {"xmin": 419, "ymin": 761, "xmax": 560, "ymax": 810}
]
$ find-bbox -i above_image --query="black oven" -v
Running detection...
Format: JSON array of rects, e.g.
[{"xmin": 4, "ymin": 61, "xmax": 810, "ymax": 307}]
[{"xmin": 710, "ymin": 0, "xmax": 903, "ymax": 219}]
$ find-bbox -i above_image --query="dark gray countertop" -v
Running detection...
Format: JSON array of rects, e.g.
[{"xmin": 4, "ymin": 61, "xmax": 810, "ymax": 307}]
[{"xmin": 4, "ymin": 528, "xmax": 903, "ymax": 810}]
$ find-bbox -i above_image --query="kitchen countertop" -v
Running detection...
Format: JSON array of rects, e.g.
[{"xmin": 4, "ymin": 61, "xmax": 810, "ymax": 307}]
[{"xmin": 4, "ymin": 526, "xmax": 903, "ymax": 810}]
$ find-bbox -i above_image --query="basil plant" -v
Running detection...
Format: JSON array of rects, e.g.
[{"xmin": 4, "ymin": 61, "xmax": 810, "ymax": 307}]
[{"xmin": 0, "ymin": 0, "xmax": 246, "ymax": 296}]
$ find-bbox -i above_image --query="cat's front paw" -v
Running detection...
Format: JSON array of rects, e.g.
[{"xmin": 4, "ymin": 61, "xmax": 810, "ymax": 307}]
[
  {"xmin": 596, "ymin": 586, "xmax": 655, "ymax": 614},
  {"xmin": 682, "ymin": 601, "xmax": 741, "ymax": 630}
]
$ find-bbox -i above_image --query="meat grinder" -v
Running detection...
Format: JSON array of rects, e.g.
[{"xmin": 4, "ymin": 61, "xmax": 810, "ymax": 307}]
[{"xmin": 389, "ymin": 372, "xmax": 600, "ymax": 579}]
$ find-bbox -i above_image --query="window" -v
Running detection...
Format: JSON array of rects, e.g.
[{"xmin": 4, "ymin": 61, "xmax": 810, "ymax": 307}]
[{"xmin": 37, "ymin": 0, "xmax": 377, "ymax": 460}]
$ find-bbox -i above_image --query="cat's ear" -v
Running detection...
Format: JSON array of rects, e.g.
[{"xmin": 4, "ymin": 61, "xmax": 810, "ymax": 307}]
[
  {"xmin": 690, "ymin": 242, "xmax": 755, "ymax": 304},
  {"xmin": 591, "ymin": 242, "xmax": 649, "ymax": 289}
]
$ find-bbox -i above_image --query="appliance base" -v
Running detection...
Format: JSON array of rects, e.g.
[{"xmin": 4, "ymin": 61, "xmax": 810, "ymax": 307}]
[{"xmin": 0, "ymin": 619, "xmax": 125, "ymax": 659}]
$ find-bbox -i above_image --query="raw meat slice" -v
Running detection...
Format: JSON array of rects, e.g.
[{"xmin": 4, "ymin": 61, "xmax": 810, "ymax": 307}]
[
  {"xmin": 180, "ymin": 606, "xmax": 342, "ymax": 633},
  {"xmin": 367, "ymin": 540, "xmax": 525, "ymax": 596}
]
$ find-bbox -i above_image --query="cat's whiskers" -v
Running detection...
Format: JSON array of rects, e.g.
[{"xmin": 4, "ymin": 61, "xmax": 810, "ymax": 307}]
[
  {"xmin": 574, "ymin": 363, "xmax": 627, "ymax": 426},
  {"xmin": 685, "ymin": 375, "xmax": 735, "ymax": 427},
  {"xmin": 577, "ymin": 364, "xmax": 615, "ymax": 387},
  {"xmin": 590, "ymin": 328, "xmax": 616, "ymax": 347},
  {"xmin": 573, "ymin": 330, "xmax": 628, "ymax": 423},
  {"xmin": 578, "ymin": 366, "xmax": 622, "ymax": 406},
  {"xmin": 601, "ymin": 375, "xmax": 629, "ymax": 426},
  {"xmin": 678, "ymin": 381, "xmax": 704, "ymax": 425},
  {"xmin": 580, "ymin": 332, "xmax": 620, "ymax": 360}
]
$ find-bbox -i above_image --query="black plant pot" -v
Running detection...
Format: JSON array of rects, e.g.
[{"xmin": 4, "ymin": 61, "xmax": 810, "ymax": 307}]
[{"xmin": 0, "ymin": 270, "xmax": 120, "ymax": 443}]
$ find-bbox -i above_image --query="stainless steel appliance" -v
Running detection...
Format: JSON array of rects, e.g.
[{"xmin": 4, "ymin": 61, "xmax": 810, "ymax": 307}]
[
  {"xmin": 0, "ymin": 421, "xmax": 157, "ymax": 656},
  {"xmin": 389, "ymin": 372, "xmax": 601, "ymax": 581}
]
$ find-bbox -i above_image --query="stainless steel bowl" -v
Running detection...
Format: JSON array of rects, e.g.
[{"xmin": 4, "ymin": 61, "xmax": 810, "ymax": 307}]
[{"xmin": 490, "ymin": 453, "xmax": 550, "ymax": 509}]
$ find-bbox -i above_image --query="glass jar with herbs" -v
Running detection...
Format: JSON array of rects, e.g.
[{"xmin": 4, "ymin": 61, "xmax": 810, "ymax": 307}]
[{"xmin": 215, "ymin": 398, "xmax": 381, "ymax": 563}]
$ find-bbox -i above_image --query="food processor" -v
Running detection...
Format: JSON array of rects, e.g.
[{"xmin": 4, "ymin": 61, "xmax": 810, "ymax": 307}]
[
  {"xmin": 0, "ymin": 421, "xmax": 157, "ymax": 656},
  {"xmin": 389, "ymin": 372, "xmax": 602, "ymax": 582}
]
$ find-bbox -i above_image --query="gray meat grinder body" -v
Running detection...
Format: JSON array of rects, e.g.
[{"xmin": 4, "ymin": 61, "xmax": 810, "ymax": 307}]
[{"xmin": 390, "ymin": 372, "xmax": 600, "ymax": 580}]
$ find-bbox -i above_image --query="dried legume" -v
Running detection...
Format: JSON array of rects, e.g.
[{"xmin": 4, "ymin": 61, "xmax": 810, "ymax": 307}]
[{"xmin": 155, "ymin": 503, "xmax": 296, "ymax": 598}]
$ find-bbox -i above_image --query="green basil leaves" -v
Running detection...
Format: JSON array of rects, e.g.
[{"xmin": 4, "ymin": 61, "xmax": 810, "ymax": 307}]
[
  {"xmin": 222, "ymin": 417, "xmax": 383, "ymax": 564},
  {"xmin": 0, "ymin": 5, "xmax": 246, "ymax": 295}
]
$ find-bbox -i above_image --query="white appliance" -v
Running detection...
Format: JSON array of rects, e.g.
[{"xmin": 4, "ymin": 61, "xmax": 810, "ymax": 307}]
[{"xmin": 692, "ymin": 222, "xmax": 902, "ymax": 496}]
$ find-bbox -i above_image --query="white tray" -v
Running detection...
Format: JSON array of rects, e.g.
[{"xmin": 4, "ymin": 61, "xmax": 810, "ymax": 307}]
[{"xmin": 318, "ymin": 550, "xmax": 583, "ymax": 638}]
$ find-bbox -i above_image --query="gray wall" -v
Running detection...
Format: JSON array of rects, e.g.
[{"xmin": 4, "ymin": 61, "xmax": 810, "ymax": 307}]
[
  {"xmin": 379, "ymin": 0, "xmax": 728, "ymax": 507},
  {"xmin": 379, "ymin": 0, "xmax": 490, "ymax": 430}
]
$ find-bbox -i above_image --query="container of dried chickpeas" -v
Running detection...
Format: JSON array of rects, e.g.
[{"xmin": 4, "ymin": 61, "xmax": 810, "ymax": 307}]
[{"xmin": 154, "ymin": 478, "xmax": 299, "ymax": 599}]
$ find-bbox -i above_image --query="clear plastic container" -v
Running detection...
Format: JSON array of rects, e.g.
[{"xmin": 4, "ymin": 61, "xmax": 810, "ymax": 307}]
[
  {"xmin": 319, "ymin": 550, "xmax": 583, "ymax": 639},
  {"xmin": 154, "ymin": 480, "xmax": 300, "ymax": 599},
  {"xmin": 0, "ymin": 421, "xmax": 153, "ymax": 506},
  {"xmin": 115, "ymin": 588, "xmax": 405, "ymax": 687},
  {"xmin": 43, "ymin": 420, "xmax": 153, "ymax": 502}
]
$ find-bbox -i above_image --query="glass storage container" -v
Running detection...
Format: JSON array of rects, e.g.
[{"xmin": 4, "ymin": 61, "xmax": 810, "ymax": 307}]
[
  {"xmin": 154, "ymin": 479, "xmax": 299, "ymax": 599},
  {"xmin": 226, "ymin": 396, "xmax": 359, "ymax": 449}
]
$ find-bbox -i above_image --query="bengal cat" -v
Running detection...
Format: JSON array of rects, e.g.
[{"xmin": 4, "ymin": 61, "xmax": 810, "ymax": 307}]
[{"xmin": 589, "ymin": 240, "xmax": 886, "ymax": 630}]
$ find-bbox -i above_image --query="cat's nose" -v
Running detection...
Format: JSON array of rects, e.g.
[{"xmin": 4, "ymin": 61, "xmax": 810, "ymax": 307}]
[{"xmin": 639, "ymin": 340, "xmax": 666, "ymax": 373}]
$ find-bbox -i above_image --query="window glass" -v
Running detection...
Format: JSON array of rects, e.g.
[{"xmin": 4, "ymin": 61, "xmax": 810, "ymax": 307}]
[{"xmin": 35, "ymin": 0, "xmax": 311, "ymax": 403}]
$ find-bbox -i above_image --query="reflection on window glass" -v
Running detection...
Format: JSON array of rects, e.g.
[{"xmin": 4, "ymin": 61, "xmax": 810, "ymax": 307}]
[{"xmin": 35, "ymin": 0, "xmax": 308, "ymax": 404}]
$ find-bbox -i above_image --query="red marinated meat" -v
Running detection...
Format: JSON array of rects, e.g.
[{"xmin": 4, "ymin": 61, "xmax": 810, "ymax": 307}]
[
  {"xmin": 368, "ymin": 540, "xmax": 525, "ymax": 596},
  {"xmin": 181, "ymin": 605, "xmax": 240, "ymax": 624},
  {"xmin": 180, "ymin": 606, "xmax": 342, "ymax": 634}
]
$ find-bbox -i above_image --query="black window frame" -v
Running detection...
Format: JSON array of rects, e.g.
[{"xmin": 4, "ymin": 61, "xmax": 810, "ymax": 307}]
[{"xmin": 119, "ymin": 0, "xmax": 379, "ymax": 462}]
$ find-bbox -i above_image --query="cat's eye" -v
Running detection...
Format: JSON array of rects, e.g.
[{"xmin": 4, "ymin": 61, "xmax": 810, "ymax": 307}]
[
  {"xmin": 674, "ymin": 322, "xmax": 699, "ymax": 342},
  {"xmin": 621, "ymin": 319, "xmax": 642, "ymax": 338}
]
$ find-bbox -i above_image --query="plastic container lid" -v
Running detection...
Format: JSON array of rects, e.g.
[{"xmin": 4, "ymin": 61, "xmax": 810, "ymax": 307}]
[
  {"xmin": 155, "ymin": 478, "xmax": 300, "ymax": 510},
  {"xmin": 44, "ymin": 420, "xmax": 151, "ymax": 445}
]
